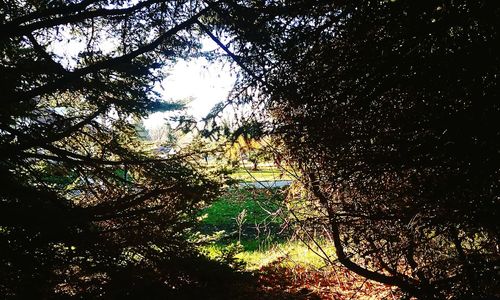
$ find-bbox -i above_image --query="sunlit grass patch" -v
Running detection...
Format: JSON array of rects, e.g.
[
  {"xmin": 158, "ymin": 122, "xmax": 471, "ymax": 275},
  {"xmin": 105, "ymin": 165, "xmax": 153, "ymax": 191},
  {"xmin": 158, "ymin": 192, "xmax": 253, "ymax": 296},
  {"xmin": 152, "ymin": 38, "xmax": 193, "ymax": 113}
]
[
  {"xmin": 199, "ymin": 188, "xmax": 284, "ymax": 233},
  {"xmin": 194, "ymin": 185, "xmax": 401, "ymax": 299},
  {"xmin": 237, "ymin": 240, "xmax": 336, "ymax": 271},
  {"xmin": 198, "ymin": 187, "xmax": 335, "ymax": 272},
  {"xmin": 201, "ymin": 192, "xmax": 280, "ymax": 227},
  {"xmin": 200, "ymin": 239, "xmax": 336, "ymax": 271},
  {"xmin": 230, "ymin": 167, "xmax": 294, "ymax": 182}
]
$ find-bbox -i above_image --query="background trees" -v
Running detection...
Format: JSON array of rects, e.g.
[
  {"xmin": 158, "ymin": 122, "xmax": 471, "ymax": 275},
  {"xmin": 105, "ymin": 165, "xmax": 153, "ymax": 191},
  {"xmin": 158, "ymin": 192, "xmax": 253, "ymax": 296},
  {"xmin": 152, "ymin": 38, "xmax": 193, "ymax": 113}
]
[
  {"xmin": 212, "ymin": 0, "xmax": 500, "ymax": 298},
  {"xmin": 0, "ymin": 0, "xmax": 221, "ymax": 297}
]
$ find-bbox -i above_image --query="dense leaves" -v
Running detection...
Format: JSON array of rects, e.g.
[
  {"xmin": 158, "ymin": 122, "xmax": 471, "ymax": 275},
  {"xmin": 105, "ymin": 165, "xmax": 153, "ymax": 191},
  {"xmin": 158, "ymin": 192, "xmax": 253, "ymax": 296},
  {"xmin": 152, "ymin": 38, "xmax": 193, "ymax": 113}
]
[
  {"xmin": 0, "ymin": 0, "xmax": 220, "ymax": 297},
  {"xmin": 214, "ymin": 0, "xmax": 500, "ymax": 298}
]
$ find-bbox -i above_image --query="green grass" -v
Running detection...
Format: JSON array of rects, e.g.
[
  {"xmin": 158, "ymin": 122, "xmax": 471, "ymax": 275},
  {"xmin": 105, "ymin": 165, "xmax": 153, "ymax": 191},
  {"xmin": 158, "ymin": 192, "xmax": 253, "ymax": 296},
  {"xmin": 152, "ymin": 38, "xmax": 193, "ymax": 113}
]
[
  {"xmin": 238, "ymin": 240, "xmax": 336, "ymax": 270},
  {"xmin": 200, "ymin": 188, "xmax": 282, "ymax": 227},
  {"xmin": 197, "ymin": 187, "xmax": 334, "ymax": 271},
  {"xmin": 201, "ymin": 240, "xmax": 336, "ymax": 271},
  {"xmin": 230, "ymin": 167, "xmax": 294, "ymax": 182}
]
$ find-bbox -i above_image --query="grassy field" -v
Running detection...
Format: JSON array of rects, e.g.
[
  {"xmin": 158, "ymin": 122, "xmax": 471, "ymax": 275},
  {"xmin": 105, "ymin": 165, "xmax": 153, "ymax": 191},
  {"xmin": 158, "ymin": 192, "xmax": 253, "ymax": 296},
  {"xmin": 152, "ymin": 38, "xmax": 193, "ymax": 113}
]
[
  {"xmin": 230, "ymin": 166, "xmax": 295, "ymax": 182},
  {"xmin": 200, "ymin": 188, "xmax": 282, "ymax": 227},
  {"xmin": 197, "ymin": 188, "xmax": 284, "ymax": 249},
  {"xmin": 197, "ymin": 187, "xmax": 335, "ymax": 270},
  {"xmin": 196, "ymin": 187, "xmax": 396, "ymax": 299},
  {"xmin": 244, "ymin": 242, "xmax": 334, "ymax": 270}
]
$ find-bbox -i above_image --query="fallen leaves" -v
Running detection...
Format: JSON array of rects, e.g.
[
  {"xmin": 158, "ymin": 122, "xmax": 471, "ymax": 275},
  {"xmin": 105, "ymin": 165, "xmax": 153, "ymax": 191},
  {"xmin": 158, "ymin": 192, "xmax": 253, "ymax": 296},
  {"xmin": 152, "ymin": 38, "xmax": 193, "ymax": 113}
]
[{"xmin": 255, "ymin": 258, "xmax": 401, "ymax": 300}]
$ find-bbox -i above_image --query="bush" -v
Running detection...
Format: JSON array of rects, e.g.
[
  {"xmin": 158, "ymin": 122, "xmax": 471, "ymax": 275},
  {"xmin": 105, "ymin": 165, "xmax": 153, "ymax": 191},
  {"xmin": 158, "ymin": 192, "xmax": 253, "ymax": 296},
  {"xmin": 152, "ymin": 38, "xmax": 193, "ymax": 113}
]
[{"xmin": 218, "ymin": 0, "xmax": 500, "ymax": 298}]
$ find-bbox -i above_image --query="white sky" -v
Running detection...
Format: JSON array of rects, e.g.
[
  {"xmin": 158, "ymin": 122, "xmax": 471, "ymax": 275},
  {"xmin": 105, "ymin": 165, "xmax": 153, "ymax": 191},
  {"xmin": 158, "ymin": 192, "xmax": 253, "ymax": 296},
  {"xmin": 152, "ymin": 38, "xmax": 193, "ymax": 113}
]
[
  {"xmin": 144, "ymin": 38, "xmax": 237, "ymax": 130},
  {"xmin": 144, "ymin": 56, "xmax": 235, "ymax": 130},
  {"xmin": 47, "ymin": 30, "xmax": 236, "ymax": 131}
]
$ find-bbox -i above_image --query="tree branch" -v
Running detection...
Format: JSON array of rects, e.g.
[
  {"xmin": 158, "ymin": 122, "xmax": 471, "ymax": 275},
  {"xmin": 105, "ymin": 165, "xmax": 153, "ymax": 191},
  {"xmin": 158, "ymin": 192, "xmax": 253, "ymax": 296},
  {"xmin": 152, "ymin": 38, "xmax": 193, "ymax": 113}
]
[
  {"xmin": 0, "ymin": 0, "xmax": 162, "ymax": 39},
  {"xmin": 20, "ymin": 5, "xmax": 212, "ymax": 101},
  {"xmin": 306, "ymin": 172, "xmax": 423, "ymax": 297}
]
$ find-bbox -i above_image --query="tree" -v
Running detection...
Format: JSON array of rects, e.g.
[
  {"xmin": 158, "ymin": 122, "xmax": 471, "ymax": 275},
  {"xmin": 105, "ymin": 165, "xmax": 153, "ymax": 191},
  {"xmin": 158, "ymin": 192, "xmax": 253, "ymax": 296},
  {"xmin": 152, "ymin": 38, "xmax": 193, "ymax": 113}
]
[
  {"xmin": 0, "ymin": 1, "xmax": 221, "ymax": 297},
  {"xmin": 211, "ymin": 0, "xmax": 500, "ymax": 298},
  {"xmin": 149, "ymin": 123, "xmax": 177, "ymax": 145}
]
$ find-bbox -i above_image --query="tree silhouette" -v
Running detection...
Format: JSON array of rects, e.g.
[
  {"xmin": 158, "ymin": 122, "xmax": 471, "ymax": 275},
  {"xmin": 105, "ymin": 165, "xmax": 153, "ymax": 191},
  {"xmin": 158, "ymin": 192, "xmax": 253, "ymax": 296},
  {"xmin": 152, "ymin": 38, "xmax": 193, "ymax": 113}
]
[
  {"xmin": 212, "ymin": 0, "xmax": 500, "ymax": 298},
  {"xmin": 0, "ymin": 1, "xmax": 221, "ymax": 297}
]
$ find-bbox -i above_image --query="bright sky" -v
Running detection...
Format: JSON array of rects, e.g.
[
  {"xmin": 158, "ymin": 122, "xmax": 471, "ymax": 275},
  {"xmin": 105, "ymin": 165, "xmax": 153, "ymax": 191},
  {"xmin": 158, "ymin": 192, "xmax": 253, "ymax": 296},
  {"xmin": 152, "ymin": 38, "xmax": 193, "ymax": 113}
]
[
  {"xmin": 47, "ymin": 29, "xmax": 236, "ymax": 131},
  {"xmin": 144, "ymin": 38, "xmax": 237, "ymax": 130},
  {"xmin": 144, "ymin": 57, "xmax": 235, "ymax": 130}
]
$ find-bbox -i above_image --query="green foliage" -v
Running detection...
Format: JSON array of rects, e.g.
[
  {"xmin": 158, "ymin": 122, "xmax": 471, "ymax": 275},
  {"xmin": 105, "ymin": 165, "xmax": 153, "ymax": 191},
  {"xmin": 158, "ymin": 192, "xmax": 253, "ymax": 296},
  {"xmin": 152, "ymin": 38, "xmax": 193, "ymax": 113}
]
[
  {"xmin": 0, "ymin": 0, "xmax": 220, "ymax": 298},
  {"xmin": 213, "ymin": 242, "xmax": 246, "ymax": 270}
]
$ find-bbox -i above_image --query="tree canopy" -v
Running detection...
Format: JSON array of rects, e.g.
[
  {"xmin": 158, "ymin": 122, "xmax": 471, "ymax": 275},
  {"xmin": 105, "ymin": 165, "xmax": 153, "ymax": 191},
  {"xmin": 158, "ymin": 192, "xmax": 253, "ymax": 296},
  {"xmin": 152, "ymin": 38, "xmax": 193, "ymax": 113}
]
[
  {"xmin": 0, "ymin": 0, "xmax": 221, "ymax": 297},
  {"xmin": 211, "ymin": 0, "xmax": 500, "ymax": 298}
]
